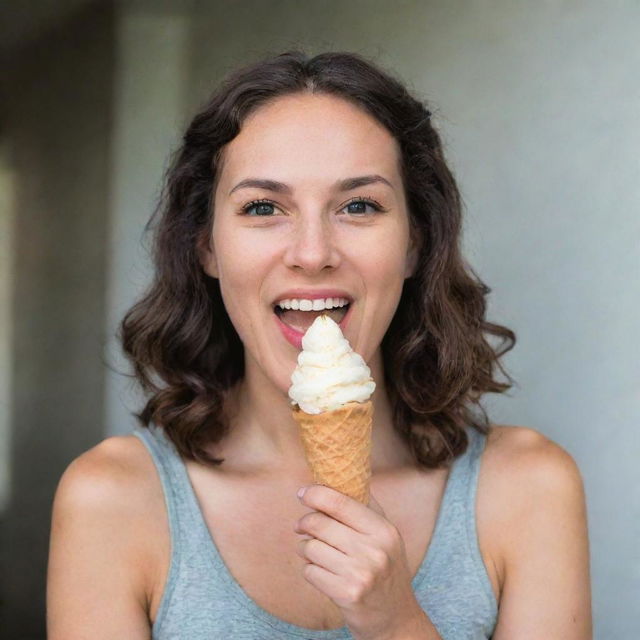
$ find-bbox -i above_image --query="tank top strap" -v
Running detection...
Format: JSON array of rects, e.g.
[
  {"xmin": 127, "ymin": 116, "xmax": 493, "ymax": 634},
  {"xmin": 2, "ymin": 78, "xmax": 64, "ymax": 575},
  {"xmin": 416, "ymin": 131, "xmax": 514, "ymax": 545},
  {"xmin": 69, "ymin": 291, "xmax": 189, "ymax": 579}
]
[
  {"xmin": 435, "ymin": 425, "xmax": 486, "ymax": 538},
  {"xmin": 132, "ymin": 424, "xmax": 224, "ymax": 570},
  {"xmin": 416, "ymin": 425, "xmax": 496, "ymax": 610},
  {"xmin": 135, "ymin": 423, "xmax": 208, "ymax": 530}
]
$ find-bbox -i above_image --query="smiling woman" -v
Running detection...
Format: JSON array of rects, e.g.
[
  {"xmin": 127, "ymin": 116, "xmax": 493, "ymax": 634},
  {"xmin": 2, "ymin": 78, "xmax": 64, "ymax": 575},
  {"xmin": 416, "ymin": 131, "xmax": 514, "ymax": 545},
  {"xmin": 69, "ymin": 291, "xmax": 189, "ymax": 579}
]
[{"xmin": 47, "ymin": 50, "xmax": 592, "ymax": 640}]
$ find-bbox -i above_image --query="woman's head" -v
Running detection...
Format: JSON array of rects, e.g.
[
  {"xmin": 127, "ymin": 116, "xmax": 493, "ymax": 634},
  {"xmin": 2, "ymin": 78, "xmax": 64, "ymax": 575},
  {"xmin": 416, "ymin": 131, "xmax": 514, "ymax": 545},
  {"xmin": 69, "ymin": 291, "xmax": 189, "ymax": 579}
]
[
  {"xmin": 121, "ymin": 50, "xmax": 516, "ymax": 467},
  {"xmin": 198, "ymin": 91, "xmax": 418, "ymax": 399}
]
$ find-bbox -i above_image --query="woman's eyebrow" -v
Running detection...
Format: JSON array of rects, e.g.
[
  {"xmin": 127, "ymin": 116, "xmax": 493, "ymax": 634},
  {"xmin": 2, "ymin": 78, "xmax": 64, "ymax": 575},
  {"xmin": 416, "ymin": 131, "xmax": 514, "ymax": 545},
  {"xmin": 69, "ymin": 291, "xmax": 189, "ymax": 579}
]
[{"xmin": 228, "ymin": 174, "xmax": 394, "ymax": 196}]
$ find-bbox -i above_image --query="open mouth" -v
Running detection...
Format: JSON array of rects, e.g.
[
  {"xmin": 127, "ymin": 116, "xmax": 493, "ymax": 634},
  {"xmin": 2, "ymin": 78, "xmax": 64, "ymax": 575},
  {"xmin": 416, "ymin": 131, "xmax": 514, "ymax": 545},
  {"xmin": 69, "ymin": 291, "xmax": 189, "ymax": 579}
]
[{"xmin": 273, "ymin": 303, "xmax": 351, "ymax": 334}]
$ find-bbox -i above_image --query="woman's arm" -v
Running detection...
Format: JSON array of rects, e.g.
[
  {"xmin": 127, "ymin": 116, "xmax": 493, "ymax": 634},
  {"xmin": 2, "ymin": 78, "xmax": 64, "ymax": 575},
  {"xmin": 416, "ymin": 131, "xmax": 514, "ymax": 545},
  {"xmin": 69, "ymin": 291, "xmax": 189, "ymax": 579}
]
[
  {"xmin": 47, "ymin": 439, "xmax": 154, "ymax": 639},
  {"xmin": 490, "ymin": 427, "xmax": 592, "ymax": 639}
]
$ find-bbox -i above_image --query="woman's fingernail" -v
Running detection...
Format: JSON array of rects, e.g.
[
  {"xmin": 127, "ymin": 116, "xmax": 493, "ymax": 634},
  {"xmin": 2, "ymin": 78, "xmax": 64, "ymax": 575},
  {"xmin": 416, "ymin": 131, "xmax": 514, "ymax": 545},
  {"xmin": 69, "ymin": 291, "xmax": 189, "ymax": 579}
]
[{"xmin": 297, "ymin": 486, "xmax": 307, "ymax": 499}]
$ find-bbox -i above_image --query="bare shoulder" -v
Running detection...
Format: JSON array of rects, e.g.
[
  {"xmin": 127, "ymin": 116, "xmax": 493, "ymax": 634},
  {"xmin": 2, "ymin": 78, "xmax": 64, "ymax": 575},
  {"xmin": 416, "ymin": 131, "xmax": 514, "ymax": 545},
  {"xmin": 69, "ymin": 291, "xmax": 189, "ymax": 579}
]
[
  {"xmin": 52, "ymin": 433, "xmax": 162, "ymax": 530},
  {"xmin": 48, "ymin": 432, "xmax": 166, "ymax": 638},
  {"xmin": 484, "ymin": 423, "xmax": 585, "ymax": 494},
  {"xmin": 57, "ymin": 433, "xmax": 158, "ymax": 500},
  {"xmin": 481, "ymin": 424, "xmax": 586, "ymax": 532},
  {"xmin": 478, "ymin": 424, "xmax": 591, "ymax": 636},
  {"xmin": 52, "ymin": 431, "xmax": 166, "ymax": 594}
]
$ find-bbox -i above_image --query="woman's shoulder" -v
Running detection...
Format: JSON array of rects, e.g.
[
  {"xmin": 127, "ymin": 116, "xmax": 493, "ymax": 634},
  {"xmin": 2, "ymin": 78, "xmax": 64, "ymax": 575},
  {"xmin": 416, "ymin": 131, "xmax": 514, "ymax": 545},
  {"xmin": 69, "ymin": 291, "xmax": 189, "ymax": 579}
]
[
  {"xmin": 483, "ymin": 423, "xmax": 584, "ymax": 489},
  {"xmin": 51, "ymin": 433, "xmax": 167, "ymax": 612},
  {"xmin": 54, "ymin": 432, "xmax": 167, "ymax": 563},
  {"xmin": 479, "ymin": 428, "xmax": 591, "ymax": 634},
  {"xmin": 56, "ymin": 432, "xmax": 159, "ymax": 505},
  {"xmin": 480, "ymin": 424, "xmax": 588, "ymax": 587}
]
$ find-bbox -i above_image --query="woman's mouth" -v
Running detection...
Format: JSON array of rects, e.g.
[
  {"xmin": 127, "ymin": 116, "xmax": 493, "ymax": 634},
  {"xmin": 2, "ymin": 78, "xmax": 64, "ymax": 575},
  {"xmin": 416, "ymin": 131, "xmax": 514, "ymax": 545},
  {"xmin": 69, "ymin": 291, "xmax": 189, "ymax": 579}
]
[{"xmin": 273, "ymin": 300, "xmax": 352, "ymax": 348}]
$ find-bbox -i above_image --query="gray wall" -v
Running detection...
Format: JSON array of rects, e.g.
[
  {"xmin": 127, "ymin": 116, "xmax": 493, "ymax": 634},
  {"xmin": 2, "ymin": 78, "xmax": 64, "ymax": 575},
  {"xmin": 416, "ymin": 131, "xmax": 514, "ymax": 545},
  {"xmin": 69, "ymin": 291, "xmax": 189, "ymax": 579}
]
[{"xmin": 1, "ymin": 0, "xmax": 637, "ymax": 637}]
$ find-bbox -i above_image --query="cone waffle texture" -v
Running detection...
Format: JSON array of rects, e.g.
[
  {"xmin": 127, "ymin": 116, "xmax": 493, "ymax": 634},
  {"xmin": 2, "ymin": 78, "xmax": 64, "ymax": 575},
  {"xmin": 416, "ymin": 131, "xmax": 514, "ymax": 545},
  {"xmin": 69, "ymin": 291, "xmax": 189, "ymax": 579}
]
[{"xmin": 292, "ymin": 400, "xmax": 373, "ymax": 504}]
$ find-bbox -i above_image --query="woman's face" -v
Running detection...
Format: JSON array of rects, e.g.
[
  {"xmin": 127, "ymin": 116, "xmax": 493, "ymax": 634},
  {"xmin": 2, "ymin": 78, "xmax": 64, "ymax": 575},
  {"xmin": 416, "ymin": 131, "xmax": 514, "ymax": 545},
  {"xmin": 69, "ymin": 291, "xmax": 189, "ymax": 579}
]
[{"xmin": 200, "ymin": 92, "xmax": 417, "ymax": 397}]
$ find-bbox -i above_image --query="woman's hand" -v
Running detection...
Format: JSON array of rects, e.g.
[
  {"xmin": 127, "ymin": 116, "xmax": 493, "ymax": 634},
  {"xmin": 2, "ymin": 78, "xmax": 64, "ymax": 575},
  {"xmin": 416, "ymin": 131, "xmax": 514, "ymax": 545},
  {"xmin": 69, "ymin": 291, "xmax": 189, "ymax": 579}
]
[{"xmin": 294, "ymin": 484, "xmax": 433, "ymax": 640}]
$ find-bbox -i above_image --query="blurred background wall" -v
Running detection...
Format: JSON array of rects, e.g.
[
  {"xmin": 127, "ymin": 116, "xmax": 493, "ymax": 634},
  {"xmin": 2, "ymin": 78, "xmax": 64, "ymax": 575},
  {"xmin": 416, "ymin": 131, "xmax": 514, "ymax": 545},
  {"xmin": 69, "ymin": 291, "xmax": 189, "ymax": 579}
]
[{"xmin": 1, "ymin": 0, "xmax": 638, "ymax": 637}]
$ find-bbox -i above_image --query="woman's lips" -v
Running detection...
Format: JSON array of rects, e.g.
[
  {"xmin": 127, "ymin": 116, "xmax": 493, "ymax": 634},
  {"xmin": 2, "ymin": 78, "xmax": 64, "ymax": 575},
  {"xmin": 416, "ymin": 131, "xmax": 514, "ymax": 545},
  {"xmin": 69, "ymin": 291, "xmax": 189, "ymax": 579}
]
[{"xmin": 273, "ymin": 305, "xmax": 353, "ymax": 349}]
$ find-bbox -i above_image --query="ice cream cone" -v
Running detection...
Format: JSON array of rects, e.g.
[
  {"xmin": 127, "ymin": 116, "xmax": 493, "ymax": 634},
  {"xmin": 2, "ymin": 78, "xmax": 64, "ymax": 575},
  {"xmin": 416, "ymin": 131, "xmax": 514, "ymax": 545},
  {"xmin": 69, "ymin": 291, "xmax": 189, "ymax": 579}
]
[{"xmin": 292, "ymin": 400, "xmax": 373, "ymax": 504}]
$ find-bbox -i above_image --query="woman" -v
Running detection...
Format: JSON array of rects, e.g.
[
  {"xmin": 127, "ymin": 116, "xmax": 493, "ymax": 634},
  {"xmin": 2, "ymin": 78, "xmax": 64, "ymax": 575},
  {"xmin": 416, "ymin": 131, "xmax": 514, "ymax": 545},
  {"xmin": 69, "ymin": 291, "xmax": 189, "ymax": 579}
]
[{"xmin": 47, "ymin": 50, "xmax": 592, "ymax": 639}]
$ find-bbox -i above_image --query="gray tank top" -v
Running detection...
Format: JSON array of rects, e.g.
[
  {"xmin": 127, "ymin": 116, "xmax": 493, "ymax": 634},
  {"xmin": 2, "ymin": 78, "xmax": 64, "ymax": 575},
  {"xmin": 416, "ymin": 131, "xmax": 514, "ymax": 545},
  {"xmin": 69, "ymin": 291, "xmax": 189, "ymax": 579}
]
[{"xmin": 133, "ymin": 423, "xmax": 498, "ymax": 639}]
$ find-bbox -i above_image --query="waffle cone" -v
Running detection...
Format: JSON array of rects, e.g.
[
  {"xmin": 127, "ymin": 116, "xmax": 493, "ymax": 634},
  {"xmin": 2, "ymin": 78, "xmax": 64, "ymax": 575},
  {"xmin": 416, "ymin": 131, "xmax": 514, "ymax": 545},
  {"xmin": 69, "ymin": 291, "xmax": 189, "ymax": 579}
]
[{"xmin": 292, "ymin": 400, "xmax": 373, "ymax": 504}]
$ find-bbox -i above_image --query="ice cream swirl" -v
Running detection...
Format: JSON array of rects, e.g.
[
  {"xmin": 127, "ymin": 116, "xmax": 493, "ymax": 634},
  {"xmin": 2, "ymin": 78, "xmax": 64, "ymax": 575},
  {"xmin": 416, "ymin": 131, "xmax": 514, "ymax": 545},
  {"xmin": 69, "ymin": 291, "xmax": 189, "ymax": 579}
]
[{"xmin": 288, "ymin": 315, "xmax": 376, "ymax": 414}]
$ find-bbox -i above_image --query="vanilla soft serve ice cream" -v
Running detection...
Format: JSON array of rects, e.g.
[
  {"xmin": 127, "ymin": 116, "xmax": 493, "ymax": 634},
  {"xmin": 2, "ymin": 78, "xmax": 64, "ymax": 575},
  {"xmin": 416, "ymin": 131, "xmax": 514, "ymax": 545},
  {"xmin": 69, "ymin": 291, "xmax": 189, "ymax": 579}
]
[
  {"xmin": 289, "ymin": 314, "xmax": 375, "ymax": 503},
  {"xmin": 288, "ymin": 315, "xmax": 375, "ymax": 414}
]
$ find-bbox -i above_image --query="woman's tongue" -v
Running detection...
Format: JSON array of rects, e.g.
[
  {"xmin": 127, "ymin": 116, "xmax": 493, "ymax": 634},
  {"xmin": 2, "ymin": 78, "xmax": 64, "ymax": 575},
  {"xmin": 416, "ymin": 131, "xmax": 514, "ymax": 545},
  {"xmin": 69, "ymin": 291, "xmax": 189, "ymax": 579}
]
[{"xmin": 277, "ymin": 307, "xmax": 348, "ymax": 333}]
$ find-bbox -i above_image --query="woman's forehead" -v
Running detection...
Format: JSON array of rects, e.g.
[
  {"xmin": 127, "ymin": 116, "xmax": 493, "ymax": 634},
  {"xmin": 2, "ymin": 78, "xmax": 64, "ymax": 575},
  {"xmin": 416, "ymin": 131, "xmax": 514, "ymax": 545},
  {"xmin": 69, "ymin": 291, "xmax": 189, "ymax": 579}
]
[{"xmin": 218, "ymin": 94, "xmax": 403, "ymax": 195}]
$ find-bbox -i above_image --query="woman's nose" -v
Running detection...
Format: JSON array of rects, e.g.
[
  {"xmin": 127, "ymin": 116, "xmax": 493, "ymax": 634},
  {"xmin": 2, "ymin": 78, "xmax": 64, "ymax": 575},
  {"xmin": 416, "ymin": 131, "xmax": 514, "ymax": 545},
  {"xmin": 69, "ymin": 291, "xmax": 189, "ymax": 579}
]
[{"xmin": 282, "ymin": 215, "xmax": 341, "ymax": 274}]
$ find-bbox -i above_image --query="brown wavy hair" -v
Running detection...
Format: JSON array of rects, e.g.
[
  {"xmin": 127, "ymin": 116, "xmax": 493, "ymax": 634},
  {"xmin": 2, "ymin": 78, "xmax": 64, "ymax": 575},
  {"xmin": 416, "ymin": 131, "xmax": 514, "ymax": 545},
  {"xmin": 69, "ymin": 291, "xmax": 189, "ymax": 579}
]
[{"xmin": 120, "ymin": 49, "xmax": 517, "ymax": 469}]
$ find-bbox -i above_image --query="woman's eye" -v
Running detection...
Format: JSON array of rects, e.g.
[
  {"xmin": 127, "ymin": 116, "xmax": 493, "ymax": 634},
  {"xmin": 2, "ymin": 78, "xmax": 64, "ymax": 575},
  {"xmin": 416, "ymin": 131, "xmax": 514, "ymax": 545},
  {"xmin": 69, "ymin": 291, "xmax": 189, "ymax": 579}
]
[
  {"xmin": 242, "ymin": 200, "xmax": 278, "ymax": 216},
  {"xmin": 343, "ymin": 199, "xmax": 382, "ymax": 216}
]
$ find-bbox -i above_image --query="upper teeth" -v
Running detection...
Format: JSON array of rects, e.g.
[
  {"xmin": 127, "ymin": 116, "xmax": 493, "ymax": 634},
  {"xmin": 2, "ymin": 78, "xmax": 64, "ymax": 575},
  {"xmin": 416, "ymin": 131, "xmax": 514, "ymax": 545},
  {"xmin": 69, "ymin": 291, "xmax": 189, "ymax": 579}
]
[{"xmin": 276, "ymin": 297, "xmax": 350, "ymax": 311}]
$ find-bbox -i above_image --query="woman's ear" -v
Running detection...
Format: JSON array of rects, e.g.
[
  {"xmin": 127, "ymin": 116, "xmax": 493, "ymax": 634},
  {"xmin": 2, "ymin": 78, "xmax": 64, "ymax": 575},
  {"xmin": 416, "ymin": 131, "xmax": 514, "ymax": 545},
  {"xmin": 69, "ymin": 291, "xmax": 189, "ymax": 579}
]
[
  {"xmin": 197, "ymin": 232, "xmax": 219, "ymax": 279},
  {"xmin": 404, "ymin": 239, "xmax": 419, "ymax": 278}
]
